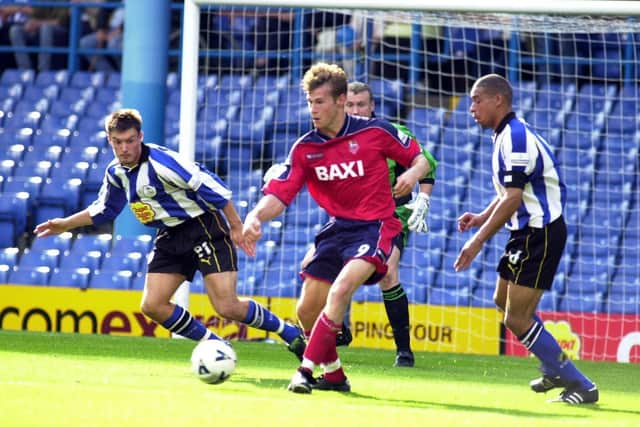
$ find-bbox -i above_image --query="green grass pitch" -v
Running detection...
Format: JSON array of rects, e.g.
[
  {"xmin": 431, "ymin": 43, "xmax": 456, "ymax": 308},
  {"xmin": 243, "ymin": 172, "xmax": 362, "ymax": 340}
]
[{"xmin": 0, "ymin": 330, "xmax": 638, "ymax": 427}]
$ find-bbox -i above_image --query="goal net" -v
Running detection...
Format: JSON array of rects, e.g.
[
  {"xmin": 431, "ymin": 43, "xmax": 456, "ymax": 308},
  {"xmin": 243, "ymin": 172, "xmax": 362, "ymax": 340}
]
[{"xmin": 180, "ymin": 0, "xmax": 640, "ymax": 363}]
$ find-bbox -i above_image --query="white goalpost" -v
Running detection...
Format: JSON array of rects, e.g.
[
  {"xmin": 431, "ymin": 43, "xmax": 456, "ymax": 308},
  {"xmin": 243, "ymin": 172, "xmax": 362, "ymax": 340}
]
[{"xmin": 177, "ymin": 0, "xmax": 640, "ymax": 362}]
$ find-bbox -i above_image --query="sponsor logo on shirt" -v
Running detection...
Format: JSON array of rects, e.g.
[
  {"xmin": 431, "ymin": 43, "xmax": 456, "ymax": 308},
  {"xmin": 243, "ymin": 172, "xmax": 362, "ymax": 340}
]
[
  {"xmin": 314, "ymin": 160, "xmax": 364, "ymax": 181},
  {"xmin": 142, "ymin": 185, "xmax": 157, "ymax": 198},
  {"xmin": 348, "ymin": 140, "xmax": 359, "ymax": 154},
  {"xmin": 306, "ymin": 152, "xmax": 324, "ymax": 160},
  {"xmin": 130, "ymin": 201, "xmax": 155, "ymax": 224}
]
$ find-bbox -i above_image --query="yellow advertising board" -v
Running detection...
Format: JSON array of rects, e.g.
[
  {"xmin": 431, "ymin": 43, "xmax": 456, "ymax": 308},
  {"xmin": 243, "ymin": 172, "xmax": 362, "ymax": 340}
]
[{"xmin": 0, "ymin": 285, "xmax": 501, "ymax": 355}]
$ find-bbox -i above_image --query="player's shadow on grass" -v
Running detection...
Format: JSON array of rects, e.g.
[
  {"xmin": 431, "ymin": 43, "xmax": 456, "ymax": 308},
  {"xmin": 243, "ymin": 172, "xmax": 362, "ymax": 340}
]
[{"xmin": 234, "ymin": 377, "xmax": 640, "ymax": 419}]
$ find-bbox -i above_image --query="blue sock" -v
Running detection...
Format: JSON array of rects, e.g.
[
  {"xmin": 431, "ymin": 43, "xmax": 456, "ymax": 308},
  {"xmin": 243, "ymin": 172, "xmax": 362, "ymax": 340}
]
[
  {"xmin": 243, "ymin": 300, "xmax": 299, "ymax": 343},
  {"xmin": 162, "ymin": 305, "xmax": 221, "ymax": 341},
  {"xmin": 518, "ymin": 317, "xmax": 594, "ymax": 390},
  {"xmin": 531, "ymin": 313, "xmax": 556, "ymax": 376}
]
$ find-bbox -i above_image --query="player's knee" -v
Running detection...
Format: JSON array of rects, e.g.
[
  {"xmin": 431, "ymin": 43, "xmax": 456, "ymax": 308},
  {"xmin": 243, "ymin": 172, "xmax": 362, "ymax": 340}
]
[
  {"xmin": 140, "ymin": 300, "xmax": 161, "ymax": 322},
  {"xmin": 214, "ymin": 299, "xmax": 243, "ymax": 321}
]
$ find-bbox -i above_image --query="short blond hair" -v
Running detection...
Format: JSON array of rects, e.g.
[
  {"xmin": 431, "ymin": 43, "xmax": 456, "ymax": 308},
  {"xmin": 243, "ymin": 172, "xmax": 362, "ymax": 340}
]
[
  {"xmin": 105, "ymin": 108, "xmax": 143, "ymax": 134},
  {"xmin": 301, "ymin": 62, "xmax": 348, "ymax": 99}
]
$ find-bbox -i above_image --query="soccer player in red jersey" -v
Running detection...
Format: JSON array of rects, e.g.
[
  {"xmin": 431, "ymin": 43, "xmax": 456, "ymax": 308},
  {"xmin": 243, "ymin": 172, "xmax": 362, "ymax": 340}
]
[{"xmin": 242, "ymin": 63, "xmax": 429, "ymax": 393}]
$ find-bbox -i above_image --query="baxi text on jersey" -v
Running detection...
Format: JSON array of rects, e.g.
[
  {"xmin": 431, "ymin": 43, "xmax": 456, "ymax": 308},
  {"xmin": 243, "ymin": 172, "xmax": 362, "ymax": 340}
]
[{"xmin": 314, "ymin": 160, "xmax": 364, "ymax": 181}]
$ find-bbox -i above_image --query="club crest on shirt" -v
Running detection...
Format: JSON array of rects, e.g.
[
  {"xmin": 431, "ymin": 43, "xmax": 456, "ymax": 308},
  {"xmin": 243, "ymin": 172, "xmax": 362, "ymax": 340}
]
[
  {"xmin": 130, "ymin": 201, "xmax": 155, "ymax": 224},
  {"xmin": 348, "ymin": 140, "xmax": 359, "ymax": 154},
  {"xmin": 141, "ymin": 185, "xmax": 157, "ymax": 198}
]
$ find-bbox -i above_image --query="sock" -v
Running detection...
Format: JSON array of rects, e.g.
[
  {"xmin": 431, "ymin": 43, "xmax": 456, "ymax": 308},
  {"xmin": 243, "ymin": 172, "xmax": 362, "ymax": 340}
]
[
  {"xmin": 305, "ymin": 312, "xmax": 341, "ymax": 365},
  {"xmin": 322, "ymin": 358, "xmax": 347, "ymax": 383},
  {"xmin": 531, "ymin": 313, "xmax": 556, "ymax": 376},
  {"xmin": 518, "ymin": 317, "xmax": 594, "ymax": 390},
  {"xmin": 382, "ymin": 284, "xmax": 411, "ymax": 352},
  {"xmin": 243, "ymin": 299, "xmax": 299, "ymax": 343},
  {"xmin": 162, "ymin": 305, "xmax": 221, "ymax": 341}
]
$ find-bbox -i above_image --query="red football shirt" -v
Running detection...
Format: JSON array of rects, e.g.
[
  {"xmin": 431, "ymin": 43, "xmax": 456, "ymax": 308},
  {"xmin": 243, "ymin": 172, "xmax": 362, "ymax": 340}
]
[{"xmin": 265, "ymin": 115, "xmax": 422, "ymax": 221}]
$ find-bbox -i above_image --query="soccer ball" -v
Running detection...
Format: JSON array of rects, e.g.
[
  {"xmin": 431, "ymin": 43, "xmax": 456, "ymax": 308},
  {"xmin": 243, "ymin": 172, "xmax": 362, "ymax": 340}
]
[{"xmin": 190, "ymin": 339, "xmax": 237, "ymax": 384}]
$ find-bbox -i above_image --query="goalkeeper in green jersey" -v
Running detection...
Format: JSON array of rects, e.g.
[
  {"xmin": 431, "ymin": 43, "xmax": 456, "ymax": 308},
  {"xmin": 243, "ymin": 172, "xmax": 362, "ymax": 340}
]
[{"xmin": 294, "ymin": 81, "xmax": 438, "ymax": 367}]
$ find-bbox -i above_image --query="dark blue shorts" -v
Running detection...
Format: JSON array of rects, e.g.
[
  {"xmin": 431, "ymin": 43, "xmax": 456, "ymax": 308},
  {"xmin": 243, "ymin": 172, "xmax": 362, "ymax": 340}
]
[
  {"xmin": 497, "ymin": 216, "xmax": 566, "ymax": 290},
  {"xmin": 147, "ymin": 211, "xmax": 238, "ymax": 281},
  {"xmin": 301, "ymin": 217, "xmax": 402, "ymax": 286}
]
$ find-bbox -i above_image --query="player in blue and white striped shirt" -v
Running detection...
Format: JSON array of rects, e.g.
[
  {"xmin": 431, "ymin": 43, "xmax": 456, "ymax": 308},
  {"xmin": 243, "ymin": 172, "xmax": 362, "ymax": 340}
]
[
  {"xmin": 34, "ymin": 109, "xmax": 305, "ymax": 360},
  {"xmin": 454, "ymin": 75, "xmax": 598, "ymax": 404}
]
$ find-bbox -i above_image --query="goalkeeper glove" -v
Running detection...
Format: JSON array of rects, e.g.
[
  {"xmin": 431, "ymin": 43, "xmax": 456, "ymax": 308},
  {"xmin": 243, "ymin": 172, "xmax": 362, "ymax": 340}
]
[{"xmin": 406, "ymin": 193, "xmax": 430, "ymax": 233}]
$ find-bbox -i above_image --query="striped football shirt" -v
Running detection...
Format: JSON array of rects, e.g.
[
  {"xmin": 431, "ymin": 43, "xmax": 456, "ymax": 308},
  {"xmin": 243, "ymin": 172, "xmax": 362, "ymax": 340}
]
[
  {"xmin": 491, "ymin": 112, "xmax": 567, "ymax": 230},
  {"xmin": 88, "ymin": 143, "xmax": 232, "ymax": 228}
]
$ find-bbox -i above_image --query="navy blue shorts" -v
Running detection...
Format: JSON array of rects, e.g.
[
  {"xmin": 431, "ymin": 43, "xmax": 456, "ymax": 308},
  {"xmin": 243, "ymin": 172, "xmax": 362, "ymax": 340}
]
[
  {"xmin": 147, "ymin": 211, "xmax": 238, "ymax": 281},
  {"xmin": 301, "ymin": 217, "xmax": 402, "ymax": 286},
  {"xmin": 497, "ymin": 216, "xmax": 566, "ymax": 291}
]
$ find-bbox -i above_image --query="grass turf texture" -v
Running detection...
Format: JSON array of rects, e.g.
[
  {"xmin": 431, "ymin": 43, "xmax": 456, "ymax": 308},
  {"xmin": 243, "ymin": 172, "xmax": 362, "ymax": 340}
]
[{"xmin": 0, "ymin": 330, "xmax": 638, "ymax": 427}]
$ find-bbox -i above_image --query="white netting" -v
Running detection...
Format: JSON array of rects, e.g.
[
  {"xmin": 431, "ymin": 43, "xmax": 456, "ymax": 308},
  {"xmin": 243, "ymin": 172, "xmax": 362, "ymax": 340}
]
[{"xmin": 179, "ymin": 3, "xmax": 640, "ymax": 361}]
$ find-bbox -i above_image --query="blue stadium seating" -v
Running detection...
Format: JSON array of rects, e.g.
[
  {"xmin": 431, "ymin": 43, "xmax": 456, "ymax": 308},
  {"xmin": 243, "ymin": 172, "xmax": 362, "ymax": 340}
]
[
  {"xmin": 18, "ymin": 249, "xmax": 61, "ymax": 270},
  {"xmin": 0, "ymin": 192, "xmax": 29, "ymax": 247},
  {"xmin": 8, "ymin": 266, "xmax": 51, "ymax": 286},
  {"xmin": 130, "ymin": 273, "xmax": 146, "ymax": 291},
  {"xmin": 72, "ymin": 233, "xmax": 113, "ymax": 256},
  {"xmin": 429, "ymin": 286, "xmax": 471, "ymax": 306},
  {"xmin": 49, "ymin": 267, "xmax": 91, "ymax": 288},
  {"xmin": 0, "ymin": 264, "xmax": 10, "ymax": 283},
  {"xmin": 100, "ymin": 252, "xmax": 144, "ymax": 273},
  {"xmin": 0, "ymin": 247, "xmax": 20, "ymax": 267},
  {"xmin": 111, "ymin": 234, "xmax": 153, "ymax": 255},
  {"xmin": 59, "ymin": 250, "xmax": 103, "ymax": 272},
  {"xmin": 89, "ymin": 270, "xmax": 133, "ymax": 290},
  {"xmin": 352, "ymin": 285, "xmax": 383, "ymax": 303},
  {"xmin": 30, "ymin": 232, "xmax": 73, "ymax": 253},
  {"xmin": 0, "ymin": 69, "xmax": 35, "ymax": 86}
]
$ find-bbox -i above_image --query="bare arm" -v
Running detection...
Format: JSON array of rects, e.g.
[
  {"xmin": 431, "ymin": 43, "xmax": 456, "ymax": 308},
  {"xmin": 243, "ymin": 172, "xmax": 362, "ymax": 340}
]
[
  {"xmin": 393, "ymin": 155, "xmax": 429, "ymax": 198},
  {"xmin": 34, "ymin": 209, "xmax": 93, "ymax": 238},
  {"xmin": 454, "ymin": 188, "xmax": 522, "ymax": 271},
  {"xmin": 221, "ymin": 200, "xmax": 253, "ymax": 256},
  {"xmin": 242, "ymin": 195, "xmax": 286, "ymax": 253}
]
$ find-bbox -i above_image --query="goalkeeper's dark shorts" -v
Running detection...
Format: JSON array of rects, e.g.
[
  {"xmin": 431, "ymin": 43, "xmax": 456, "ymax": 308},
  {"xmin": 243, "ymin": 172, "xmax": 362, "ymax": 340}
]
[
  {"xmin": 147, "ymin": 211, "xmax": 238, "ymax": 281},
  {"xmin": 301, "ymin": 216, "xmax": 401, "ymax": 286},
  {"xmin": 497, "ymin": 216, "xmax": 566, "ymax": 291}
]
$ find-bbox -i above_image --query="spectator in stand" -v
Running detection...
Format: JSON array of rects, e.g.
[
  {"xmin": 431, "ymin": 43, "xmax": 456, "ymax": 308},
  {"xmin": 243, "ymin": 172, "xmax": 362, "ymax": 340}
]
[
  {"xmin": 0, "ymin": 5, "xmax": 29, "ymax": 70},
  {"xmin": 79, "ymin": 1, "xmax": 123, "ymax": 72},
  {"xmin": 8, "ymin": 0, "xmax": 71, "ymax": 70}
]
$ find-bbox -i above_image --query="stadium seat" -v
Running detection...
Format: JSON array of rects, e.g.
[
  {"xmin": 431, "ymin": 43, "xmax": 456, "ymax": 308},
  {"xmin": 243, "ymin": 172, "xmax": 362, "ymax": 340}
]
[
  {"xmin": 428, "ymin": 286, "xmax": 471, "ymax": 307},
  {"xmin": 0, "ymin": 69, "xmax": 35, "ymax": 86},
  {"xmin": 89, "ymin": 270, "xmax": 133, "ymax": 290},
  {"xmin": 29, "ymin": 232, "xmax": 73, "ymax": 253},
  {"xmin": 12, "ymin": 158, "xmax": 53, "ymax": 179},
  {"xmin": 100, "ymin": 252, "xmax": 144, "ymax": 273},
  {"xmin": 406, "ymin": 106, "xmax": 447, "ymax": 130},
  {"xmin": 31, "ymin": 128, "xmax": 72, "ymax": 150},
  {"xmin": 130, "ymin": 273, "xmax": 146, "ymax": 291},
  {"xmin": 34, "ymin": 70, "xmax": 69, "ymax": 87},
  {"xmin": 72, "ymin": 233, "xmax": 113, "ymax": 256},
  {"xmin": 0, "ymin": 158, "xmax": 15, "ymax": 177},
  {"xmin": 0, "ymin": 82, "xmax": 23, "ymax": 101},
  {"xmin": 561, "ymin": 291, "xmax": 605, "ymax": 313},
  {"xmin": 59, "ymin": 250, "xmax": 103, "ymax": 272},
  {"xmin": 470, "ymin": 286, "xmax": 495, "ymax": 307},
  {"xmin": 0, "ymin": 192, "xmax": 29, "ymax": 246},
  {"xmin": 23, "ymin": 84, "xmax": 59, "ymax": 102},
  {"xmin": 49, "ymin": 267, "xmax": 91, "ymax": 288},
  {"xmin": 0, "ymin": 264, "xmax": 10, "ymax": 283},
  {"xmin": 352, "ymin": 285, "xmax": 383, "ymax": 303},
  {"xmin": 69, "ymin": 70, "xmax": 107, "ymax": 88},
  {"xmin": 18, "ymin": 249, "xmax": 61, "ymax": 270},
  {"xmin": 8, "ymin": 266, "xmax": 51, "ymax": 286},
  {"xmin": 0, "ymin": 247, "xmax": 20, "ymax": 268},
  {"xmin": 111, "ymin": 234, "xmax": 154, "ymax": 255}
]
